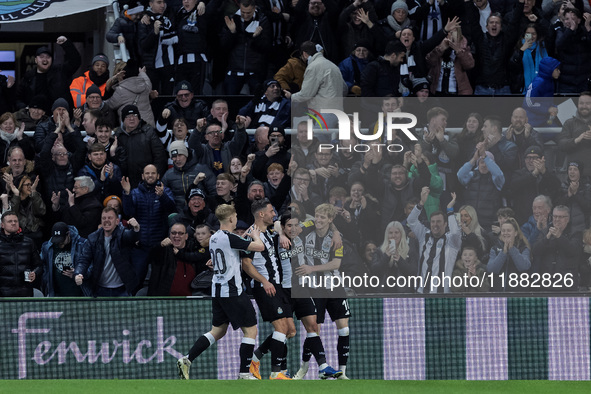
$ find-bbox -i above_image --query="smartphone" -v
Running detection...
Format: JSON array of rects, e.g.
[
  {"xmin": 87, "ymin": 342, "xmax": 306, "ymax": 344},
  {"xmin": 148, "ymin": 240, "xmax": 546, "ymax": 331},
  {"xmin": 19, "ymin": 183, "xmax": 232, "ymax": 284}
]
[
  {"xmin": 270, "ymin": 137, "xmax": 278, "ymax": 145},
  {"xmin": 525, "ymin": 33, "xmax": 532, "ymax": 40},
  {"xmin": 335, "ymin": 200, "xmax": 343, "ymax": 209},
  {"xmin": 389, "ymin": 239, "xmax": 397, "ymax": 252}
]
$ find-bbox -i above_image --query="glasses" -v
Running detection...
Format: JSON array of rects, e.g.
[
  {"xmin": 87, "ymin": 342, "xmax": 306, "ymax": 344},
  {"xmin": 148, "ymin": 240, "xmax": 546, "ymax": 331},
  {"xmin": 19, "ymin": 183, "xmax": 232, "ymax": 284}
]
[
  {"xmin": 553, "ymin": 215, "xmax": 569, "ymax": 219},
  {"xmin": 524, "ymin": 156, "xmax": 539, "ymax": 161},
  {"xmin": 177, "ymin": 93, "xmax": 191, "ymax": 99},
  {"xmin": 294, "ymin": 177, "xmax": 311, "ymax": 183},
  {"xmin": 206, "ymin": 130, "xmax": 222, "ymax": 135},
  {"xmin": 170, "ymin": 231, "xmax": 186, "ymax": 236},
  {"xmin": 125, "ymin": 114, "xmax": 139, "ymax": 119},
  {"xmin": 53, "ymin": 152, "xmax": 67, "ymax": 157}
]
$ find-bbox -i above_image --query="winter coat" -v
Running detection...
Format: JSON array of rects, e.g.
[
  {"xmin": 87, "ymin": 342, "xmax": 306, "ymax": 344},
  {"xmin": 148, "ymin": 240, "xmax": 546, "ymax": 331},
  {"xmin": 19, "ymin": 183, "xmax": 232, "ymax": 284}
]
[
  {"xmin": 107, "ymin": 72, "xmax": 154, "ymax": 126},
  {"xmin": 138, "ymin": 7, "xmax": 178, "ymax": 68},
  {"xmin": 147, "ymin": 244, "xmax": 206, "ymax": 296},
  {"xmin": 290, "ymin": 52, "xmax": 345, "ymax": 110},
  {"xmin": 524, "ymin": 56, "xmax": 560, "ymax": 127},
  {"xmin": 75, "ymin": 224, "xmax": 140, "ymax": 296},
  {"xmin": 158, "ymin": 98, "xmax": 208, "ymax": 131},
  {"xmin": 361, "ymin": 56, "xmax": 400, "ymax": 97},
  {"xmin": 70, "ymin": 70, "xmax": 108, "ymax": 109},
  {"xmin": 291, "ymin": 0, "xmax": 339, "ymax": 62},
  {"xmin": 161, "ymin": 149, "xmax": 216, "ymax": 210},
  {"xmin": 487, "ymin": 239, "xmax": 531, "ymax": 292},
  {"xmin": 558, "ymin": 113, "xmax": 591, "ymax": 177},
  {"xmin": 106, "ymin": 15, "xmax": 140, "ymax": 60},
  {"xmin": 122, "ymin": 181, "xmax": 177, "ymax": 247},
  {"xmin": 0, "ymin": 231, "xmax": 42, "ymax": 297},
  {"xmin": 77, "ymin": 162, "xmax": 123, "ymax": 202},
  {"xmin": 0, "ymin": 134, "xmax": 35, "ymax": 165},
  {"xmin": 41, "ymin": 225, "xmax": 88, "ymax": 297},
  {"xmin": 187, "ymin": 125, "xmax": 248, "ymax": 173},
  {"xmin": 238, "ymin": 96, "xmax": 291, "ymax": 128},
  {"xmin": 114, "ymin": 121, "xmax": 168, "ymax": 188},
  {"xmin": 507, "ymin": 167, "xmax": 561, "ymax": 225},
  {"xmin": 339, "ymin": 55, "xmax": 370, "ymax": 93},
  {"xmin": 61, "ymin": 192, "xmax": 103, "ymax": 239},
  {"xmin": 16, "ymin": 40, "xmax": 81, "ymax": 110},
  {"xmin": 33, "ymin": 117, "xmax": 79, "ymax": 153},
  {"xmin": 555, "ymin": 25, "xmax": 591, "ymax": 93},
  {"xmin": 10, "ymin": 192, "xmax": 45, "ymax": 233},
  {"xmin": 274, "ymin": 54, "xmax": 306, "ymax": 92},
  {"xmin": 220, "ymin": 9, "xmax": 272, "ymax": 74}
]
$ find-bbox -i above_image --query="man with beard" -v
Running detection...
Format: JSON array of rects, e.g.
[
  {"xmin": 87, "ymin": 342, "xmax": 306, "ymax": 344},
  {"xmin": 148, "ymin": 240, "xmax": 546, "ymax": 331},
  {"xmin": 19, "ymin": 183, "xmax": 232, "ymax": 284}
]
[
  {"xmin": 122, "ymin": 164, "xmax": 176, "ymax": 288},
  {"xmin": 138, "ymin": 0, "xmax": 178, "ymax": 95},
  {"xmin": 504, "ymin": 107, "xmax": 544, "ymax": 165},
  {"xmin": 70, "ymin": 54, "xmax": 111, "ymax": 108},
  {"xmin": 173, "ymin": 187, "xmax": 218, "ymax": 236},
  {"xmin": 16, "ymin": 37, "xmax": 81, "ymax": 110},
  {"xmin": 77, "ymin": 143, "xmax": 123, "ymax": 202},
  {"xmin": 238, "ymin": 80, "xmax": 291, "ymax": 129},
  {"xmin": 236, "ymin": 180, "xmax": 266, "ymax": 225},
  {"xmin": 558, "ymin": 92, "xmax": 591, "ymax": 177}
]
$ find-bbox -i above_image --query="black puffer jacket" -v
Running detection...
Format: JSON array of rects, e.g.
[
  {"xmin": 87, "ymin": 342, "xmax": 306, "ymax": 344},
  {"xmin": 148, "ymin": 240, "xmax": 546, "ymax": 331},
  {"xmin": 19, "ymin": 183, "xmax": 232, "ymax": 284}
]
[
  {"xmin": 0, "ymin": 231, "xmax": 42, "ymax": 297},
  {"xmin": 555, "ymin": 25, "xmax": 591, "ymax": 93},
  {"xmin": 220, "ymin": 9, "xmax": 272, "ymax": 74},
  {"xmin": 161, "ymin": 98, "xmax": 208, "ymax": 130}
]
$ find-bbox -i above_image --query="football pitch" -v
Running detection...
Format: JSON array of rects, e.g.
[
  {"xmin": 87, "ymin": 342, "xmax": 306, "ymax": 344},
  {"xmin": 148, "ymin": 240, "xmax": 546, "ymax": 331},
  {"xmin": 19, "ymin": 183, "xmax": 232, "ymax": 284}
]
[{"xmin": 2, "ymin": 380, "xmax": 591, "ymax": 394}]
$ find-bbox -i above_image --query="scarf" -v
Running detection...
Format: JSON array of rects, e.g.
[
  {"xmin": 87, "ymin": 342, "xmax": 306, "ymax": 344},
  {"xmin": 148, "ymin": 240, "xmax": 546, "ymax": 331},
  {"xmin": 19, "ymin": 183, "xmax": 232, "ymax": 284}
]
[
  {"xmin": 387, "ymin": 15, "xmax": 411, "ymax": 32},
  {"xmin": 89, "ymin": 69, "xmax": 110, "ymax": 87},
  {"xmin": 522, "ymin": 41, "xmax": 547, "ymax": 93},
  {"xmin": 0, "ymin": 130, "xmax": 17, "ymax": 143}
]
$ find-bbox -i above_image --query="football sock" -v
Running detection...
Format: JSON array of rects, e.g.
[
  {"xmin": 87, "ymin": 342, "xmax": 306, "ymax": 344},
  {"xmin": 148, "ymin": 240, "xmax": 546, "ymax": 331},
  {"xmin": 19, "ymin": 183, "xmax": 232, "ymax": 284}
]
[
  {"xmin": 253, "ymin": 334, "xmax": 273, "ymax": 361},
  {"xmin": 337, "ymin": 327, "xmax": 350, "ymax": 368},
  {"xmin": 306, "ymin": 333, "xmax": 326, "ymax": 365},
  {"xmin": 188, "ymin": 332, "xmax": 215, "ymax": 362},
  {"xmin": 270, "ymin": 331, "xmax": 286, "ymax": 373},
  {"xmin": 281, "ymin": 343, "xmax": 288, "ymax": 371},
  {"xmin": 240, "ymin": 337, "xmax": 256, "ymax": 373}
]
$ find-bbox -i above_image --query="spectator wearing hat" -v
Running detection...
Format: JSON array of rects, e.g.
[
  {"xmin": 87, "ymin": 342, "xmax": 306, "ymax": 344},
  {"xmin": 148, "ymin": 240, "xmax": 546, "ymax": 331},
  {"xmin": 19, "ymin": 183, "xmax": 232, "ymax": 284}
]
[
  {"xmin": 107, "ymin": 59, "xmax": 155, "ymax": 126},
  {"xmin": 221, "ymin": 0, "xmax": 272, "ymax": 95},
  {"xmin": 78, "ymin": 142, "xmax": 123, "ymax": 202},
  {"xmin": 425, "ymin": 26, "xmax": 475, "ymax": 96},
  {"xmin": 457, "ymin": 146, "xmax": 505, "ymax": 229},
  {"xmin": 106, "ymin": 1, "xmax": 144, "ymax": 61},
  {"xmin": 162, "ymin": 140, "xmax": 216, "ymax": 211},
  {"xmin": 188, "ymin": 115, "xmax": 249, "ymax": 175},
  {"xmin": 339, "ymin": 41, "xmax": 372, "ymax": 96},
  {"xmin": 122, "ymin": 164, "xmax": 176, "ymax": 286},
  {"xmin": 80, "ymin": 85, "xmax": 118, "ymax": 129},
  {"xmin": 238, "ymin": 79, "xmax": 291, "ymax": 129},
  {"xmin": 524, "ymin": 56, "xmax": 561, "ymax": 128},
  {"xmin": 170, "ymin": 186, "xmax": 218, "ymax": 236},
  {"xmin": 404, "ymin": 77, "xmax": 442, "ymax": 126},
  {"xmin": 103, "ymin": 195, "xmax": 127, "ymax": 227},
  {"xmin": 507, "ymin": 145, "xmax": 561, "ymax": 225},
  {"xmin": 33, "ymin": 98, "xmax": 80, "ymax": 153},
  {"xmin": 156, "ymin": 80, "xmax": 208, "ymax": 132},
  {"xmin": 70, "ymin": 54, "xmax": 111, "ymax": 109},
  {"xmin": 252, "ymin": 126, "xmax": 291, "ymax": 181},
  {"xmin": 16, "ymin": 36, "xmax": 81, "ymax": 110},
  {"xmin": 114, "ymin": 104, "xmax": 168, "ymax": 188},
  {"xmin": 138, "ymin": 0, "xmax": 178, "ymax": 96},
  {"xmin": 14, "ymin": 95, "xmax": 49, "ymax": 131},
  {"xmin": 338, "ymin": 0, "xmax": 378, "ymax": 60},
  {"xmin": 556, "ymin": 160, "xmax": 590, "ymax": 233},
  {"xmin": 361, "ymin": 40, "xmax": 406, "ymax": 97},
  {"xmin": 41, "ymin": 222, "xmax": 88, "ymax": 297},
  {"xmin": 374, "ymin": 0, "xmax": 412, "ymax": 52}
]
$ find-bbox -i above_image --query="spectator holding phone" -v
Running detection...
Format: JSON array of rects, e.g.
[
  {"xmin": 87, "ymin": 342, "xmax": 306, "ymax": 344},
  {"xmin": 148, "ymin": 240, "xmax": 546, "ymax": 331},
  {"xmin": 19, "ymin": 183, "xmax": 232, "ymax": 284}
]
[{"xmin": 252, "ymin": 126, "xmax": 291, "ymax": 181}]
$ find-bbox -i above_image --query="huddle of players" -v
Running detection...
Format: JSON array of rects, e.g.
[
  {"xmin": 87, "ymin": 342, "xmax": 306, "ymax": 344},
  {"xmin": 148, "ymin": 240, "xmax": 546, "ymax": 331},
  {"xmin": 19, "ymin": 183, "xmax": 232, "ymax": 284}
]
[{"xmin": 177, "ymin": 200, "xmax": 351, "ymax": 380}]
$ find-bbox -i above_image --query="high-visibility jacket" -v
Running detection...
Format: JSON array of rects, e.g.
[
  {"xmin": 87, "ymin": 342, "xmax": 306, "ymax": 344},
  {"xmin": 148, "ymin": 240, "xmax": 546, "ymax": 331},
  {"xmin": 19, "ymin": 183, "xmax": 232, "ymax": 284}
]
[{"xmin": 70, "ymin": 71, "xmax": 107, "ymax": 108}]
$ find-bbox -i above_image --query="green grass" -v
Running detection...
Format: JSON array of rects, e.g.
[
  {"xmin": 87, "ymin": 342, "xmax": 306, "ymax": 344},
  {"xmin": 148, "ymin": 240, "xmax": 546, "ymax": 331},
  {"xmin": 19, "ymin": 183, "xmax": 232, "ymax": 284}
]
[{"xmin": 2, "ymin": 380, "xmax": 591, "ymax": 394}]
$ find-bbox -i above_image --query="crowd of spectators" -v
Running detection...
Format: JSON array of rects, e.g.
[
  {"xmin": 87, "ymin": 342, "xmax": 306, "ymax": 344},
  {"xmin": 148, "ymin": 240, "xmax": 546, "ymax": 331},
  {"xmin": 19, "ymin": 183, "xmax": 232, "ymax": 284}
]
[{"xmin": 0, "ymin": 0, "xmax": 591, "ymax": 297}]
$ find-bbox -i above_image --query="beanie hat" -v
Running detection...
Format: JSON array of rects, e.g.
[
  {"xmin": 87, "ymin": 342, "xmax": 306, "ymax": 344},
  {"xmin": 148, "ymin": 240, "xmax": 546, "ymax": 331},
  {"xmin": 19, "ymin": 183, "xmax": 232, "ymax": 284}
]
[
  {"xmin": 412, "ymin": 77, "xmax": 430, "ymax": 94},
  {"xmin": 51, "ymin": 98, "xmax": 70, "ymax": 112},
  {"xmin": 121, "ymin": 104, "xmax": 140, "ymax": 119},
  {"xmin": 391, "ymin": 0, "xmax": 408, "ymax": 14},
  {"xmin": 86, "ymin": 84, "xmax": 102, "ymax": 98},
  {"xmin": 169, "ymin": 141, "xmax": 189, "ymax": 157},
  {"xmin": 91, "ymin": 54, "xmax": 109, "ymax": 67}
]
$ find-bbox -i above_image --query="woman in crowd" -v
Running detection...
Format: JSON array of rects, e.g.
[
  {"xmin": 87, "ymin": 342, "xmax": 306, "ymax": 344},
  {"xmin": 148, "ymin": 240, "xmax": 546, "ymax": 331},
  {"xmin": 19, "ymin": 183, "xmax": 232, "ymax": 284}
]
[
  {"xmin": 9, "ymin": 175, "xmax": 46, "ymax": 250},
  {"xmin": 0, "ymin": 112, "xmax": 35, "ymax": 164},
  {"xmin": 371, "ymin": 221, "xmax": 419, "ymax": 293},
  {"xmin": 487, "ymin": 217, "xmax": 531, "ymax": 292},
  {"xmin": 106, "ymin": 59, "xmax": 154, "ymax": 126},
  {"xmin": 556, "ymin": 161, "xmax": 591, "ymax": 233},
  {"xmin": 509, "ymin": 24, "xmax": 548, "ymax": 94},
  {"xmin": 457, "ymin": 205, "xmax": 491, "ymax": 263},
  {"xmin": 455, "ymin": 112, "xmax": 483, "ymax": 163}
]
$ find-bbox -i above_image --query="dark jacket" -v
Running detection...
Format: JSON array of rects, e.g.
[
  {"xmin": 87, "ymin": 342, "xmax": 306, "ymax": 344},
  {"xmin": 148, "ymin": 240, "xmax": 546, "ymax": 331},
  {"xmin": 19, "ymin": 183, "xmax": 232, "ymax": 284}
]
[
  {"xmin": 507, "ymin": 167, "xmax": 561, "ymax": 224},
  {"xmin": 188, "ymin": 125, "xmax": 248, "ymax": 173},
  {"xmin": 40, "ymin": 225, "xmax": 88, "ymax": 297},
  {"xmin": 161, "ymin": 149, "xmax": 216, "ymax": 210},
  {"xmin": 75, "ymin": 224, "xmax": 140, "ymax": 296},
  {"xmin": 171, "ymin": 205, "xmax": 219, "ymax": 236},
  {"xmin": 361, "ymin": 56, "xmax": 401, "ymax": 97},
  {"xmin": 555, "ymin": 25, "xmax": 591, "ymax": 93},
  {"xmin": 16, "ymin": 40, "xmax": 81, "ymax": 110},
  {"xmin": 291, "ymin": 0, "xmax": 339, "ymax": 62},
  {"xmin": 61, "ymin": 192, "xmax": 103, "ymax": 239},
  {"xmin": 138, "ymin": 7, "xmax": 177, "ymax": 68},
  {"xmin": 122, "ymin": 181, "xmax": 177, "ymax": 247},
  {"xmin": 0, "ymin": 231, "xmax": 42, "ymax": 297},
  {"xmin": 0, "ymin": 134, "xmax": 35, "ymax": 164},
  {"xmin": 220, "ymin": 9, "xmax": 272, "ymax": 74},
  {"xmin": 106, "ymin": 15, "xmax": 140, "ymax": 60},
  {"xmin": 77, "ymin": 162, "xmax": 123, "ymax": 203},
  {"xmin": 157, "ymin": 98, "xmax": 208, "ymax": 131},
  {"xmin": 238, "ymin": 96, "xmax": 291, "ymax": 129},
  {"xmin": 34, "ymin": 117, "xmax": 80, "ymax": 153},
  {"xmin": 147, "ymin": 243, "xmax": 207, "ymax": 296},
  {"xmin": 115, "ymin": 121, "xmax": 168, "ymax": 188}
]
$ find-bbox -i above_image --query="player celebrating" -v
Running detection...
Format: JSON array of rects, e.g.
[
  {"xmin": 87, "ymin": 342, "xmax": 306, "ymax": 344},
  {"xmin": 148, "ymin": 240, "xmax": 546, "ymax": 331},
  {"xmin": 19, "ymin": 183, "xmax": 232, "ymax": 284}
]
[
  {"xmin": 241, "ymin": 199, "xmax": 292, "ymax": 380},
  {"xmin": 294, "ymin": 204, "xmax": 351, "ymax": 380},
  {"xmin": 177, "ymin": 204, "xmax": 265, "ymax": 380}
]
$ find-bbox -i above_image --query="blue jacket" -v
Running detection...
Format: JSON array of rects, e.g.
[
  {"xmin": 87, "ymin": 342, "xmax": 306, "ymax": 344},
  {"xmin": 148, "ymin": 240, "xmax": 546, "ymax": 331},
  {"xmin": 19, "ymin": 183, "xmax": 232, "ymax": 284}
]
[
  {"xmin": 77, "ymin": 163, "xmax": 123, "ymax": 202},
  {"xmin": 75, "ymin": 224, "xmax": 140, "ymax": 296},
  {"xmin": 122, "ymin": 181, "xmax": 176, "ymax": 247},
  {"xmin": 338, "ymin": 55, "xmax": 369, "ymax": 91},
  {"xmin": 524, "ymin": 57, "xmax": 561, "ymax": 127},
  {"xmin": 41, "ymin": 225, "xmax": 88, "ymax": 297}
]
